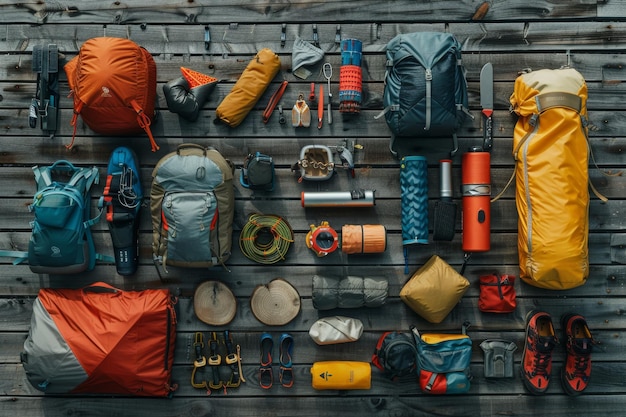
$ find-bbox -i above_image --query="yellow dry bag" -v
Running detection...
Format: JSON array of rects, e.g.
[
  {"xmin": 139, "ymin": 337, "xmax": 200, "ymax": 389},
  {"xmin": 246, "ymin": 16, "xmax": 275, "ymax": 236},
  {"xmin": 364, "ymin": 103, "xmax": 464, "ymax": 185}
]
[
  {"xmin": 509, "ymin": 68, "xmax": 593, "ymax": 290},
  {"xmin": 310, "ymin": 361, "xmax": 371, "ymax": 390}
]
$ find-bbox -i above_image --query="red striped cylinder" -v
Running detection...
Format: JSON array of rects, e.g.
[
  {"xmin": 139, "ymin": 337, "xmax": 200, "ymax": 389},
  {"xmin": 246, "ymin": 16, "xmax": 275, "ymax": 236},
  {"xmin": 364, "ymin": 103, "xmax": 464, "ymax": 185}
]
[
  {"xmin": 339, "ymin": 38, "xmax": 363, "ymax": 114},
  {"xmin": 339, "ymin": 65, "xmax": 362, "ymax": 113}
]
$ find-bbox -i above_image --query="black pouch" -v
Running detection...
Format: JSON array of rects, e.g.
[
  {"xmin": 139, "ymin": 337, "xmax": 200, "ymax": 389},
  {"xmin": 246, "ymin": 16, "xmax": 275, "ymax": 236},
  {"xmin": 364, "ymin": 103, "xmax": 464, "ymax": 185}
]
[{"xmin": 241, "ymin": 152, "xmax": 275, "ymax": 191}]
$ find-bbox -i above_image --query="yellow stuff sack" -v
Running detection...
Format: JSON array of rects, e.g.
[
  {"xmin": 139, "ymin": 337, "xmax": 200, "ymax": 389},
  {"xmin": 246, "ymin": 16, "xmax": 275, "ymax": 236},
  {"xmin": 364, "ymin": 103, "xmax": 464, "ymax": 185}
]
[
  {"xmin": 215, "ymin": 48, "xmax": 281, "ymax": 127},
  {"xmin": 509, "ymin": 68, "xmax": 592, "ymax": 290},
  {"xmin": 400, "ymin": 255, "xmax": 469, "ymax": 323},
  {"xmin": 310, "ymin": 361, "xmax": 371, "ymax": 390}
]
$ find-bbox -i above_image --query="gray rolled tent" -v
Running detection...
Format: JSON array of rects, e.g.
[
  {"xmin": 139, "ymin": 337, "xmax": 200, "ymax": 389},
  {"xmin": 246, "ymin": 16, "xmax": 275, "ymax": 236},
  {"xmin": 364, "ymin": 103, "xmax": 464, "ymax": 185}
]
[{"xmin": 312, "ymin": 275, "xmax": 388, "ymax": 310}]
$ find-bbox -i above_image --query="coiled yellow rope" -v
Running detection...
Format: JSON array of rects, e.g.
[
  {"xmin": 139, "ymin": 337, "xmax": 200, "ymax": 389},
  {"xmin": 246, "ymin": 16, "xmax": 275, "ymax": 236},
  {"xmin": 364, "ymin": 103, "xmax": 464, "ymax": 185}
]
[{"xmin": 239, "ymin": 214, "xmax": 294, "ymax": 264}]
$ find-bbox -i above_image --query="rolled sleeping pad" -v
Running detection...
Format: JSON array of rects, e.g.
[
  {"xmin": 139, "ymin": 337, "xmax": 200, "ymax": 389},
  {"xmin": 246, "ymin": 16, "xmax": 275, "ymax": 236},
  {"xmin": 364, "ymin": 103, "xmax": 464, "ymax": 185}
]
[
  {"xmin": 341, "ymin": 224, "xmax": 387, "ymax": 254},
  {"xmin": 400, "ymin": 156, "xmax": 429, "ymax": 245}
]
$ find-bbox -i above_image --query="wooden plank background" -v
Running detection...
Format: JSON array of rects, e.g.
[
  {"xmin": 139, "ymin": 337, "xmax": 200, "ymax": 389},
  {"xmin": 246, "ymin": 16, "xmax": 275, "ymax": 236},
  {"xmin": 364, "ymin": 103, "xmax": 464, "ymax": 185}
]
[{"xmin": 1, "ymin": 1, "xmax": 626, "ymax": 416}]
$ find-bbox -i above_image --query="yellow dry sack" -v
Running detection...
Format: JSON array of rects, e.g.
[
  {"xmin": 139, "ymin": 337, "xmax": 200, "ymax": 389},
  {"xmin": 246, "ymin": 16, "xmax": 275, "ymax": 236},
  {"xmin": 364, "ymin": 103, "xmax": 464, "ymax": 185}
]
[
  {"xmin": 215, "ymin": 48, "xmax": 281, "ymax": 127},
  {"xmin": 310, "ymin": 361, "xmax": 371, "ymax": 390},
  {"xmin": 509, "ymin": 68, "xmax": 591, "ymax": 290}
]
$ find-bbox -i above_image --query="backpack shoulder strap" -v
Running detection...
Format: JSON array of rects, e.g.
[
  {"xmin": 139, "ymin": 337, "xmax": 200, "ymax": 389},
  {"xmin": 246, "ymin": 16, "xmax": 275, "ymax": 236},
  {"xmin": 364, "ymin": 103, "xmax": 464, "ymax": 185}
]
[
  {"xmin": 32, "ymin": 165, "xmax": 53, "ymax": 190},
  {"xmin": 493, "ymin": 98, "xmax": 612, "ymax": 204},
  {"xmin": 70, "ymin": 166, "xmax": 103, "ymax": 227},
  {"xmin": 67, "ymin": 165, "xmax": 100, "ymax": 195}
]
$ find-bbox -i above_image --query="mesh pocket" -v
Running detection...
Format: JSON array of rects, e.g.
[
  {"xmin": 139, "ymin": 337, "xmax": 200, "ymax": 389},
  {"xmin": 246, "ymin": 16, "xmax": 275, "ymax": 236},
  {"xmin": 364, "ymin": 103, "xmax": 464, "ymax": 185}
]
[{"xmin": 162, "ymin": 191, "xmax": 217, "ymax": 263}]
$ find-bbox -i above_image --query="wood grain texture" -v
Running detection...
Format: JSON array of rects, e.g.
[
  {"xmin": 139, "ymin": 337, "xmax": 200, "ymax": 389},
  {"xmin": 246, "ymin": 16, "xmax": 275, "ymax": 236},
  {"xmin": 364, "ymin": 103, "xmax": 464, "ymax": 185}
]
[{"xmin": 0, "ymin": 1, "xmax": 625, "ymax": 416}]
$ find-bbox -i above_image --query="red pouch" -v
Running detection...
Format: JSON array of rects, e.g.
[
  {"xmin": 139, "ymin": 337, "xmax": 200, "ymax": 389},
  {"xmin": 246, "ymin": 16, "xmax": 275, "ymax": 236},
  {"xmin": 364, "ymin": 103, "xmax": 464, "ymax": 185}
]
[{"xmin": 478, "ymin": 274, "xmax": 516, "ymax": 313}]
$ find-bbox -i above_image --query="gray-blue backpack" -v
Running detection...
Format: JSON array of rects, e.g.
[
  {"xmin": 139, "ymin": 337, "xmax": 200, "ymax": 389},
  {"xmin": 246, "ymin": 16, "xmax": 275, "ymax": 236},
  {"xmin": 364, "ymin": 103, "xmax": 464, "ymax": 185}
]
[
  {"xmin": 372, "ymin": 331, "xmax": 417, "ymax": 380},
  {"xmin": 378, "ymin": 32, "xmax": 470, "ymax": 157},
  {"xmin": 0, "ymin": 161, "xmax": 103, "ymax": 274},
  {"xmin": 150, "ymin": 144, "xmax": 235, "ymax": 273}
]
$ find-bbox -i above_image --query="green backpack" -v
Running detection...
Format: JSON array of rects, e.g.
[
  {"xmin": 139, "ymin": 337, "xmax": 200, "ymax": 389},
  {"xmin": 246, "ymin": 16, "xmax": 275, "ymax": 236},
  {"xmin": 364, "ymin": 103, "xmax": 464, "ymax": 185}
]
[{"xmin": 150, "ymin": 144, "xmax": 235, "ymax": 272}]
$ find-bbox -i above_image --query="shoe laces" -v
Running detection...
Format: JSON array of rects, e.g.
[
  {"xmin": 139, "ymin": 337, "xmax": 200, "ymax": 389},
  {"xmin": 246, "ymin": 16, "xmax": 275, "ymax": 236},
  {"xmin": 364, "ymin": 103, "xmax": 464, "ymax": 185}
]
[
  {"xmin": 529, "ymin": 335, "xmax": 555, "ymax": 377},
  {"xmin": 118, "ymin": 166, "xmax": 140, "ymax": 209},
  {"xmin": 531, "ymin": 351, "xmax": 551, "ymax": 377},
  {"xmin": 570, "ymin": 354, "xmax": 590, "ymax": 378}
]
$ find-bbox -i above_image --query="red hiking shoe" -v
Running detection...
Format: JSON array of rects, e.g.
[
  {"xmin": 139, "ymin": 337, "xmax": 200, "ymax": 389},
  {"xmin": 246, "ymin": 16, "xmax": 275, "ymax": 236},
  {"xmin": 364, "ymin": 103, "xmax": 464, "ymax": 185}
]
[
  {"xmin": 521, "ymin": 311, "xmax": 557, "ymax": 394},
  {"xmin": 561, "ymin": 313, "xmax": 594, "ymax": 396}
]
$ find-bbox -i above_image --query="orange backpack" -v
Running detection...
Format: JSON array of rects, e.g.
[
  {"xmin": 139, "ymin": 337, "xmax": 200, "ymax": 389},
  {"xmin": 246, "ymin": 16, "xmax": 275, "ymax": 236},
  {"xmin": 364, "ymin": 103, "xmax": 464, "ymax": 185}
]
[{"xmin": 64, "ymin": 37, "xmax": 159, "ymax": 151}]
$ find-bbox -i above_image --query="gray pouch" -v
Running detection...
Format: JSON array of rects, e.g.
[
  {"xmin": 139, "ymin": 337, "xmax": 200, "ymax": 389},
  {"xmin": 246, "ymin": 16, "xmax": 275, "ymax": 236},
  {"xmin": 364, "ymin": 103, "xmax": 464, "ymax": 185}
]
[
  {"xmin": 309, "ymin": 316, "xmax": 363, "ymax": 345},
  {"xmin": 480, "ymin": 339, "xmax": 517, "ymax": 378},
  {"xmin": 292, "ymin": 36, "xmax": 325, "ymax": 79}
]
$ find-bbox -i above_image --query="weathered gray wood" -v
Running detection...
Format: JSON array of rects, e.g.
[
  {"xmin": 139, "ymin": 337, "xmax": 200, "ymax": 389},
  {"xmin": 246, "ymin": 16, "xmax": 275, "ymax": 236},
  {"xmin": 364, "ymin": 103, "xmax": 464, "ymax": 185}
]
[
  {"xmin": 0, "ymin": 1, "xmax": 604, "ymax": 26},
  {"xmin": 0, "ymin": 195, "xmax": 624, "ymax": 242},
  {"xmin": 0, "ymin": 259, "xmax": 624, "ymax": 300},
  {"xmin": 599, "ymin": 0, "xmax": 626, "ymax": 18},
  {"xmin": 1, "ymin": 136, "xmax": 625, "ymax": 173},
  {"xmin": 4, "ymin": 325, "xmax": 626, "ymax": 372},
  {"xmin": 4, "ymin": 359, "xmax": 626, "ymax": 397},
  {"xmin": 4, "ymin": 51, "xmax": 626, "ymax": 84},
  {"xmin": 1, "ymin": 2, "xmax": 626, "ymax": 416},
  {"xmin": 4, "ymin": 106, "xmax": 626, "ymax": 145},
  {"xmin": 5, "ymin": 78, "xmax": 626, "ymax": 112},
  {"xmin": 1, "ymin": 395, "xmax": 626, "ymax": 417},
  {"xmin": 5, "ymin": 21, "xmax": 626, "ymax": 55},
  {"xmin": 0, "ymin": 229, "xmax": 618, "ymax": 270},
  {"xmin": 0, "ymin": 162, "xmax": 622, "ymax": 197},
  {"xmin": 2, "ymin": 295, "xmax": 624, "ymax": 335}
]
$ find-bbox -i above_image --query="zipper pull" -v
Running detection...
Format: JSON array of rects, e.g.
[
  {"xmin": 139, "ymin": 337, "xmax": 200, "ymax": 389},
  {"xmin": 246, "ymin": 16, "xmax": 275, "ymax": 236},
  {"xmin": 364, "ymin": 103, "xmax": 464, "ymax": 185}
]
[{"xmin": 410, "ymin": 325, "xmax": 420, "ymax": 339}]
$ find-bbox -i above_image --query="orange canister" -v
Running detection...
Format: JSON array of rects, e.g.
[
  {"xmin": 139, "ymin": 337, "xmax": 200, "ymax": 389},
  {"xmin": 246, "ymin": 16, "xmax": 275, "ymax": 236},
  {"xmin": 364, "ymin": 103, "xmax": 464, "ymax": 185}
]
[{"xmin": 461, "ymin": 149, "xmax": 491, "ymax": 253}]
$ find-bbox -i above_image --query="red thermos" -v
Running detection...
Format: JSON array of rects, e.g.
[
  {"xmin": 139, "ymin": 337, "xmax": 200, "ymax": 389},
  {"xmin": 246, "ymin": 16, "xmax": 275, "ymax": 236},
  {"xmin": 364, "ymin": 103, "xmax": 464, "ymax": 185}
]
[{"xmin": 462, "ymin": 148, "xmax": 491, "ymax": 252}]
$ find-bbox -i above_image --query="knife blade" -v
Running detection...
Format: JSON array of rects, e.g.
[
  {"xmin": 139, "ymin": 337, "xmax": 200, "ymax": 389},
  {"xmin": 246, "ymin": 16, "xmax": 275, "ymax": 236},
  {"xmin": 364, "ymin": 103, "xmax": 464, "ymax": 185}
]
[
  {"xmin": 480, "ymin": 62, "xmax": 494, "ymax": 151},
  {"xmin": 318, "ymin": 85, "xmax": 324, "ymax": 129}
]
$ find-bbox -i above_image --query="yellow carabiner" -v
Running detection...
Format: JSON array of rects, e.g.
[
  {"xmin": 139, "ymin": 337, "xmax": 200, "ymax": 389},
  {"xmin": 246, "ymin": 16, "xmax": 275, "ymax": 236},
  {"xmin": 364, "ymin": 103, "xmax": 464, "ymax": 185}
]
[{"xmin": 191, "ymin": 332, "xmax": 208, "ymax": 389}]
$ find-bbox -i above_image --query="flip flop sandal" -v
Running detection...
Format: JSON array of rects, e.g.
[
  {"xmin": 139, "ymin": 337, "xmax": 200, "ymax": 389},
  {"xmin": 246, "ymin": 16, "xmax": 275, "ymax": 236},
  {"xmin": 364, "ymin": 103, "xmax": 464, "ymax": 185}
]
[
  {"xmin": 259, "ymin": 333, "xmax": 273, "ymax": 389},
  {"xmin": 279, "ymin": 333, "xmax": 294, "ymax": 388}
]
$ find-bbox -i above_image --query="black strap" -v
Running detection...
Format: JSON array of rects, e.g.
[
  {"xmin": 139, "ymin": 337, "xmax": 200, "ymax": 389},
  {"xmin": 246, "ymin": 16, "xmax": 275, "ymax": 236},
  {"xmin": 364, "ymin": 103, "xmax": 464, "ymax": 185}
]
[
  {"xmin": 460, "ymin": 252, "xmax": 471, "ymax": 275},
  {"xmin": 496, "ymin": 275, "xmax": 504, "ymax": 300},
  {"xmin": 223, "ymin": 331, "xmax": 241, "ymax": 388},
  {"xmin": 208, "ymin": 332, "xmax": 223, "ymax": 390},
  {"xmin": 102, "ymin": 171, "xmax": 140, "ymax": 250},
  {"xmin": 480, "ymin": 272, "xmax": 505, "ymax": 300},
  {"xmin": 31, "ymin": 44, "xmax": 59, "ymax": 135}
]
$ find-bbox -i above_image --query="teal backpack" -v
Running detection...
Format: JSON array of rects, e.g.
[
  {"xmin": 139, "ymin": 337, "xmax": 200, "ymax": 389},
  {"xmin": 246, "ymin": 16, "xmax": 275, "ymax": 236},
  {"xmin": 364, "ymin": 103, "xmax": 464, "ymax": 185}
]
[
  {"xmin": 2, "ymin": 161, "xmax": 105, "ymax": 274},
  {"xmin": 29, "ymin": 161, "xmax": 103, "ymax": 274}
]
